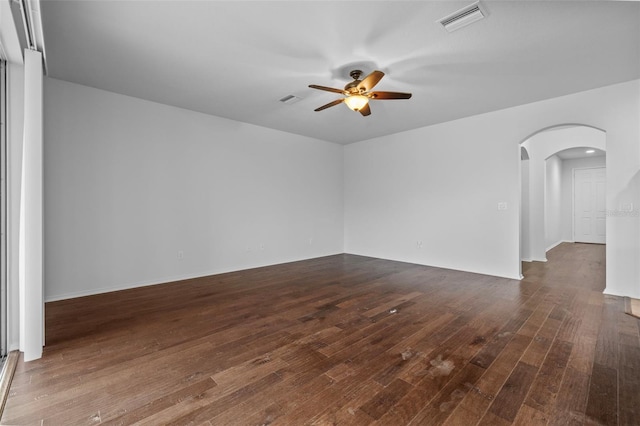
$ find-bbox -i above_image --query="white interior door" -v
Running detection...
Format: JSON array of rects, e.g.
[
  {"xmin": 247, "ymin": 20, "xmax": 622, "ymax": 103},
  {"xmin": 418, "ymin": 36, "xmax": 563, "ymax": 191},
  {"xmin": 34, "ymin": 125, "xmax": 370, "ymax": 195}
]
[{"xmin": 574, "ymin": 167, "xmax": 606, "ymax": 244}]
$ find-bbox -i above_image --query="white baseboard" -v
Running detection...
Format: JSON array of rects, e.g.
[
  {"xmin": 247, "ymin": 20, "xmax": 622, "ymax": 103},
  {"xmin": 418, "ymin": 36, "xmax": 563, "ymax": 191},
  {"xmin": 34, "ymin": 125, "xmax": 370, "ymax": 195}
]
[
  {"xmin": 604, "ymin": 287, "xmax": 640, "ymax": 299},
  {"xmin": 529, "ymin": 257, "xmax": 548, "ymax": 263},
  {"xmin": 45, "ymin": 271, "xmax": 216, "ymax": 302},
  {"xmin": 344, "ymin": 251, "xmax": 522, "ymax": 281},
  {"xmin": 546, "ymin": 239, "xmax": 572, "ymax": 252},
  {"xmin": 45, "ymin": 252, "xmax": 343, "ymax": 302}
]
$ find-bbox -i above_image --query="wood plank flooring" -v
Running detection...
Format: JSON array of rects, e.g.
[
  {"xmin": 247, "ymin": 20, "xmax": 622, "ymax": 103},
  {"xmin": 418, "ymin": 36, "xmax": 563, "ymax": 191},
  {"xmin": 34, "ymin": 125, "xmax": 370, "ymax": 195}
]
[{"xmin": 2, "ymin": 242, "xmax": 638, "ymax": 425}]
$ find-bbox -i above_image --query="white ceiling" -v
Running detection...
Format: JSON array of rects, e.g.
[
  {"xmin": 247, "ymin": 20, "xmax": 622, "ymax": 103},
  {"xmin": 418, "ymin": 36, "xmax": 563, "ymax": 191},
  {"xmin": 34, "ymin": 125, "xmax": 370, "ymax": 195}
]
[
  {"xmin": 38, "ymin": 1, "xmax": 640, "ymax": 145},
  {"xmin": 555, "ymin": 147, "xmax": 605, "ymax": 161}
]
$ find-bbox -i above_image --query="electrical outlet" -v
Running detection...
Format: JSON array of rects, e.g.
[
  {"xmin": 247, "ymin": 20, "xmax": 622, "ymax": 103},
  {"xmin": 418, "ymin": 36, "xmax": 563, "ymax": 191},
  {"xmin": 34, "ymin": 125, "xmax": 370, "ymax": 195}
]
[
  {"xmin": 177, "ymin": 250, "xmax": 184, "ymax": 260},
  {"xmin": 497, "ymin": 202, "xmax": 508, "ymax": 211},
  {"xmin": 416, "ymin": 241, "xmax": 423, "ymax": 248}
]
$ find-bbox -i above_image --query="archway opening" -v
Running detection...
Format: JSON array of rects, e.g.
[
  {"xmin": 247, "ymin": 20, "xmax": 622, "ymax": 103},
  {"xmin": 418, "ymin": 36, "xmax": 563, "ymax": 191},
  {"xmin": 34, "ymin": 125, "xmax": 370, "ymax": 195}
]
[{"xmin": 519, "ymin": 125, "xmax": 606, "ymax": 278}]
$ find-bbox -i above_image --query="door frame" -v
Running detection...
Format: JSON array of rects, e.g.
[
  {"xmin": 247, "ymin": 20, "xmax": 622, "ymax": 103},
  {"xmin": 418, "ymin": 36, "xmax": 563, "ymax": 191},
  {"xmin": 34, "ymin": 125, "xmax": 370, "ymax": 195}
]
[{"xmin": 572, "ymin": 166, "xmax": 606, "ymax": 244}]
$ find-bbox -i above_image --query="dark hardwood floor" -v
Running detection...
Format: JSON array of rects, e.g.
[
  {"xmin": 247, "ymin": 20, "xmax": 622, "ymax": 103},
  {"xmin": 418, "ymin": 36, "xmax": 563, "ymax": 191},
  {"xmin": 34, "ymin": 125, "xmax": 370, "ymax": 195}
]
[{"xmin": 2, "ymin": 243, "xmax": 637, "ymax": 425}]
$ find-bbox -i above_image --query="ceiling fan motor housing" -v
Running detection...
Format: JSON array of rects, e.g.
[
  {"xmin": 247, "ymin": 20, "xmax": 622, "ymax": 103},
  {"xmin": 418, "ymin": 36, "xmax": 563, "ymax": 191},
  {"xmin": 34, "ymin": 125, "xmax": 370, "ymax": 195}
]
[{"xmin": 345, "ymin": 70, "xmax": 364, "ymax": 93}]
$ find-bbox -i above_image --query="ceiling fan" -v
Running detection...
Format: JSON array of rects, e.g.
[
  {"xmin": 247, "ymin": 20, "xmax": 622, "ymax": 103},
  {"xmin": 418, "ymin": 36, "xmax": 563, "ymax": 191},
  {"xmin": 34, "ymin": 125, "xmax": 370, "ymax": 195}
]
[{"xmin": 309, "ymin": 70, "xmax": 412, "ymax": 116}]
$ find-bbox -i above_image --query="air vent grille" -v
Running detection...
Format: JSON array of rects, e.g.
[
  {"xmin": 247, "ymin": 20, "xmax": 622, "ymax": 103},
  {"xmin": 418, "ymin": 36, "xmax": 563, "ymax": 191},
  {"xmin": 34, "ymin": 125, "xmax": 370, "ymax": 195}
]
[
  {"xmin": 279, "ymin": 95, "xmax": 302, "ymax": 105},
  {"xmin": 438, "ymin": 2, "xmax": 486, "ymax": 32},
  {"xmin": 440, "ymin": 5, "xmax": 481, "ymax": 27}
]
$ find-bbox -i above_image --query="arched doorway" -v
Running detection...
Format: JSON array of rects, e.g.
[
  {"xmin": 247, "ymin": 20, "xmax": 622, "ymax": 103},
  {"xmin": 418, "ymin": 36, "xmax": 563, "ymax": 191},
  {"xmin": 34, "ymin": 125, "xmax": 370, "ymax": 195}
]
[{"xmin": 519, "ymin": 125, "xmax": 606, "ymax": 277}]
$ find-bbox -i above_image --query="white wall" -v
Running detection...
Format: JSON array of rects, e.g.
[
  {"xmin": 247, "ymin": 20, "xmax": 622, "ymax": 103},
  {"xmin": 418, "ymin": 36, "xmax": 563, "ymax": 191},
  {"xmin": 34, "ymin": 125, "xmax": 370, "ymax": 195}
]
[
  {"xmin": 545, "ymin": 155, "xmax": 563, "ymax": 251},
  {"xmin": 345, "ymin": 113, "xmax": 521, "ymax": 279},
  {"xmin": 561, "ymin": 156, "xmax": 606, "ymax": 242},
  {"xmin": 44, "ymin": 78, "xmax": 344, "ymax": 301},
  {"xmin": 345, "ymin": 79, "xmax": 640, "ymax": 298},
  {"xmin": 520, "ymin": 156, "xmax": 531, "ymax": 261},
  {"xmin": 30, "ymin": 77, "xmax": 640, "ymax": 302}
]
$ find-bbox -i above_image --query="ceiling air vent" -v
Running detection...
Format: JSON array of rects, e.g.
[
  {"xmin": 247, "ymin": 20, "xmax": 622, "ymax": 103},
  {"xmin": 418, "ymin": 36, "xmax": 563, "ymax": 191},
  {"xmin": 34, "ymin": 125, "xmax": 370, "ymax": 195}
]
[
  {"xmin": 438, "ymin": 1, "xmax": 487, "ymax": 32},
  {"xmin": 279, "ymin": 94, "xmax": 302, "ymax": 105}
]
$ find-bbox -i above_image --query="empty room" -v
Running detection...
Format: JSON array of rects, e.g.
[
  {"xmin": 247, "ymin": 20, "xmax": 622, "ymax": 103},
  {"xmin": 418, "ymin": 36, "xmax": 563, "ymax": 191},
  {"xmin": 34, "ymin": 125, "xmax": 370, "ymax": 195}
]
[{"xmin": 0, "ymin": 0, "xmax": 639, "ymax": 424}]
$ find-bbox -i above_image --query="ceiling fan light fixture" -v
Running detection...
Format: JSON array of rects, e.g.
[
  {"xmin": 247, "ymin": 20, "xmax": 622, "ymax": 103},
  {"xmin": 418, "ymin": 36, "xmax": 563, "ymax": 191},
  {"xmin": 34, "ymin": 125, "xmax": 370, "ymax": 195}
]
[
  {"xmin": 309, "ymin": 70, "xmax": 411, "ymax": 115},
  {"xmin": 344, "ymin": 95, "xmax": 369, "ymax": 112}
]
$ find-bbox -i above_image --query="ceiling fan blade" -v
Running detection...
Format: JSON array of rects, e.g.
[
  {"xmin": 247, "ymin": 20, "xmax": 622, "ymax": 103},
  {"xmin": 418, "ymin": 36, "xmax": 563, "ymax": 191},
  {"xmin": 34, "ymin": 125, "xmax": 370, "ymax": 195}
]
[
  {"xmin": 357, "ymin": 70, "xmax": 385, "ymax": 92},
  {"xmin": 369, "ymin": 91, "xmax": 412, "ymax": 100},
  {"xmin": 309, "ymin": 84, "xmax": 346, "ymax": 95},
  {"xmin": 314, "ymin": 98, "xmax": 344, "ymax": 112},
  {"xmin": 359, "ymin": 103, "xmax": 371, "ymax": 117}
]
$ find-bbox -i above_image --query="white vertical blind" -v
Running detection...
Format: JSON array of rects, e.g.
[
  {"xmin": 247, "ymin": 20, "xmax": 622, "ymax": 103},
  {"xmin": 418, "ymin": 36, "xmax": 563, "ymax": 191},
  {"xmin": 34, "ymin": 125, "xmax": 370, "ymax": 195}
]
[{"xmin": 19, "ymin": 49, "xmax": 43, "ymax": 361}]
